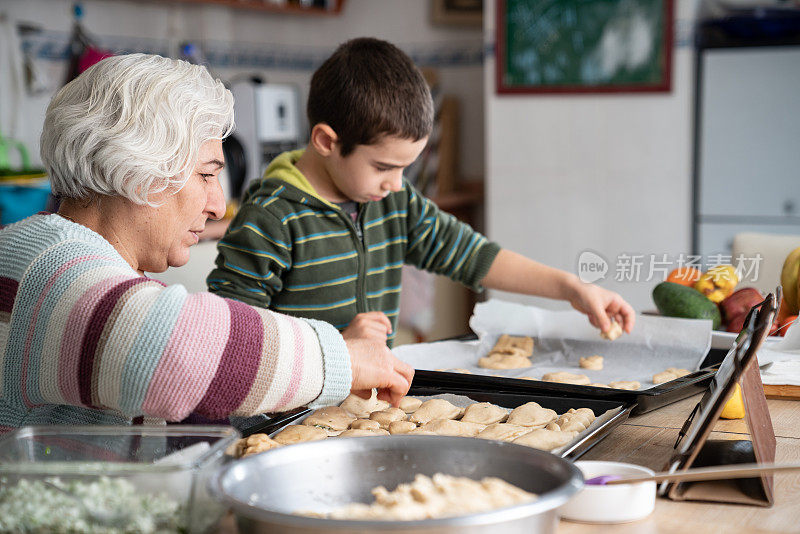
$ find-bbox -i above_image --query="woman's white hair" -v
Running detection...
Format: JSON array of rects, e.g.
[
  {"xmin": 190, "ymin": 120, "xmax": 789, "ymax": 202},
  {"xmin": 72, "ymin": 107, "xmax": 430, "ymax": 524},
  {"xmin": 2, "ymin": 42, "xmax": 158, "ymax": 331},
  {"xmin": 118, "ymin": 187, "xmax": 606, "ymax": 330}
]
[{"xmin": 41, "ymin": 53, "xmax": 234, "ymax": 205}]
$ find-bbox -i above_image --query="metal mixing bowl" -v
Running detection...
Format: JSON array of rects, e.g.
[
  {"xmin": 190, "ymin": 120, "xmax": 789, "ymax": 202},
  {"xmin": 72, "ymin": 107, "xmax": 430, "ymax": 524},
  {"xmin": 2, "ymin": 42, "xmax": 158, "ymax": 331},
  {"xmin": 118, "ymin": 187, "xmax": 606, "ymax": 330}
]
[{"xmin": 210, "ymin": 435, "xmax": 583, "ymax": 534}]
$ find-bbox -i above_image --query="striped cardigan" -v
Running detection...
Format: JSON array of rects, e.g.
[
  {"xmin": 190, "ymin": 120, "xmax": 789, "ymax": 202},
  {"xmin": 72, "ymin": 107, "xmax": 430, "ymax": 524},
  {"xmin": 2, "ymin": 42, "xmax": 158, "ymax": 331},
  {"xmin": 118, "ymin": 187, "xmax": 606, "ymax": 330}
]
[
  {"xmin": 208, "ymin": 149, "xmax": 501, "ymax": 345},
  {"xmin": 0, "ymin": 214, "xmax": 351, "ymax": 431}
]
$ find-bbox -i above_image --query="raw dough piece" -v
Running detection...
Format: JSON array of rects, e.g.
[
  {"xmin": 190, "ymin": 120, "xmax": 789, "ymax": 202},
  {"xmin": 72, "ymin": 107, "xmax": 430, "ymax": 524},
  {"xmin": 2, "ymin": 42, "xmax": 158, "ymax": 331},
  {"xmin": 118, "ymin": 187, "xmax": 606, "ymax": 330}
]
[
  {"xmin": 478, "ymin": 352, "xmax": 531, "ymax": 370},
  {"xmin": 419, "ymin": 419, "xmax": 486, "ymax": 437},
  {"xmin": 609, "ymin": 380, "xmax": 641, "ymax": 390},
  {"xmin": 512, "ymin": 429, "xmax": 578, "ymax": 451},
  {"xmin": 461, "ymin": 402, "xmax": 509, "ymax": 425},
  {"xmin": 350, "ymin": 419, "xmax": 382, "ymax": 431},
  {"xmin": 579, "ymin": 355, "xmax": 604, "ymax": 370},
  {"xmin": 410, "ymin": 399, "xmax": 464, "ymax": 425},
  {"xmin": 369, "ymin": 407, "xmax": 407, "ymax": 429},
  {"xmin": 653, "ymin": 367, "xmax": 691, "ymax": 384},
  {"xmin": 601, "ymin": 321, "xmax": 623, "ymax": 341},
  {"xmin": 506, "ymin": 402, "xmax": 557, "ymax": 427},
  {"xmin": 541, "ymin": 371, "xmax": 591, "ymax": 386},
  {"xmin": 303, "ymin": 406, "xmax": 356, "ymax": 435},
  {"xmin": 588, "ymin": 383, "xmax": 609, "ymax": 388},
  {"xmin": 492, "ymin": 334, "xmax": 534, "ymax": 357},
  {"xmin": 273, "ymin": 425, "xmax": 328, "ymax": 445},
  {"xmin": 235, "ymin": 434, "xmax": 282, "ymax": 458},
  {"xmin": 315, "ymin": 473, "xmax": 536, "ymax": 521},
  {"xmin": 399, "ymin": 396, "xmax": 423, "ymax": 414},
  {"xmin": 339, "ymin": 428, "xmax": 390, "ymax": 438},
  {"xmin": 340, "ymin": 391, "xmax": 391, "ymax": 418},
  {"xmin": 476, "ymin": 423, "xmax": 530, "ymax": 442},
  {"xmin": 388, "ymin": 421, "xmax": 418, "ymax": 434}
]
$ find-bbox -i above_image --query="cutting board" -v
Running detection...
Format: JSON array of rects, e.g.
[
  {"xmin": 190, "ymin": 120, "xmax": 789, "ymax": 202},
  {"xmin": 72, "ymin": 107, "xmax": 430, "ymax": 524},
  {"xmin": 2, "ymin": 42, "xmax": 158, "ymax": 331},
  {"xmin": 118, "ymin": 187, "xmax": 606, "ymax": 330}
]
[{"xmin": 763, "ymin": 384, "xmax": 800, "ymax": 400}]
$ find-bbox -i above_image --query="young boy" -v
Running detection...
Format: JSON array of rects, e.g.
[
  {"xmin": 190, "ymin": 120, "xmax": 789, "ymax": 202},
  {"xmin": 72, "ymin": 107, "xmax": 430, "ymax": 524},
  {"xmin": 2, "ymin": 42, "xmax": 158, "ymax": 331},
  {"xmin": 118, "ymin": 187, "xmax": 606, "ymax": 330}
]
[{"xmin": 208, "ymin": 37, "xmax": 634, "ymax": 346}]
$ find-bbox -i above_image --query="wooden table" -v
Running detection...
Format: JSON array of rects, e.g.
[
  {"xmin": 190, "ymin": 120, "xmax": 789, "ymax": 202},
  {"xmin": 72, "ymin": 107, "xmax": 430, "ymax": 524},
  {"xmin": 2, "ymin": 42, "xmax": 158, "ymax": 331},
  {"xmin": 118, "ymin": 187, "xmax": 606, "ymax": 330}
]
[{"xmin": 558, "ymin": 395, "xmax": 800, "ymax": 533}]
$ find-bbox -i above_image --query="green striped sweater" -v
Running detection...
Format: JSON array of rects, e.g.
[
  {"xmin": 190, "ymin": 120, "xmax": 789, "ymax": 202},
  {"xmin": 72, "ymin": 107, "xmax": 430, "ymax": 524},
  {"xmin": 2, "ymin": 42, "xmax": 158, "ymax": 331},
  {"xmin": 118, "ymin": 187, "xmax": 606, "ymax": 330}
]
[{"xmin": 207, "ymin": 149, "xmax": 500, "ymax": 345}]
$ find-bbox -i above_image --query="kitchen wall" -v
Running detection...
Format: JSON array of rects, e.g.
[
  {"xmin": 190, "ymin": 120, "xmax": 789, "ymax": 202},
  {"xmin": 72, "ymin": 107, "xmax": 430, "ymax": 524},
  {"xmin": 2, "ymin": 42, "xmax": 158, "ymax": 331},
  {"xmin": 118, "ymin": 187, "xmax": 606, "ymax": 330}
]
[
  {"xmin": 484, "ymin": 0, "xmax": 700, "ymax": 313},
  {"xmin": 0, "ymin": 0, "xmax": 485, "ymax": 179}
]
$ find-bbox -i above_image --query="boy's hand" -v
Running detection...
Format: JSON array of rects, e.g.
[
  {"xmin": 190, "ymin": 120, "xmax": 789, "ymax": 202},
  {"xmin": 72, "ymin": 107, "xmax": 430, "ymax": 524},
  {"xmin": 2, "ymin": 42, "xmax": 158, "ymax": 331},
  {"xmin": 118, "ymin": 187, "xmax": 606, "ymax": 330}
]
[
  {"xmin": 567, "ymin": 281, "xmax": 636, "ymax": 336},
  {"xmin": 342, "ymin": 312, "xmax": 392, "ymax": 343},
  {"xmin": 345, "ymin": 337, "xmax": 414, "ymax": 407}
]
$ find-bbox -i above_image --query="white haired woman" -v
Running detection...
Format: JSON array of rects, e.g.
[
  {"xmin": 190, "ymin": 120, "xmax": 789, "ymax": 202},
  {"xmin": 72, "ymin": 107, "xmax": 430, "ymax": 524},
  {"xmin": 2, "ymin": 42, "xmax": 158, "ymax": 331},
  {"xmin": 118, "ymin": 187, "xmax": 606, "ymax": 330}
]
[{"xmin": 0, "ymin": 54, "xmax": 413, "ymax": 431}]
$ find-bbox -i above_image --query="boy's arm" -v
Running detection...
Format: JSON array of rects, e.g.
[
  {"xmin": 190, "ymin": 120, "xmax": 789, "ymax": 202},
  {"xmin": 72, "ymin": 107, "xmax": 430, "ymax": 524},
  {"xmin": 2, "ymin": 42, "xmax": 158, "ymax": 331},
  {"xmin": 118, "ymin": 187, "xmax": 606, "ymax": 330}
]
[
  {"xmin": 481, "ymin": 249, "xmax": 636, "ymax": 334},
  {"xmin": 206, "ymin": 203, "xmax": 291, "ymax": 308},
  {"xmin": 404, "ymin": 182, "xmax": 501, "ymax": 290}
]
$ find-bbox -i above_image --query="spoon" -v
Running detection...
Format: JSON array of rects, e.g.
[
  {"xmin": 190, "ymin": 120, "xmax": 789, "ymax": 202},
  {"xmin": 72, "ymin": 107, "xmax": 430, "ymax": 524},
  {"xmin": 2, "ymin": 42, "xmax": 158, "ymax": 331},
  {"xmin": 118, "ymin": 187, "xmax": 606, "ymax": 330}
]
[{"xmin": 585, "ymin": 461, "xmax": 800, "ymax": 486}]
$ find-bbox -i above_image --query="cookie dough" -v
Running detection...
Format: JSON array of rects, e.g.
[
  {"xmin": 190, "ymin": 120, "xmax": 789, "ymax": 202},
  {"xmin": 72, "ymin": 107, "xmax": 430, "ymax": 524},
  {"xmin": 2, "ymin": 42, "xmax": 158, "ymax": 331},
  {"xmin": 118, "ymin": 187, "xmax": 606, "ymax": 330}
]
[
  {"xmin": 601, "ymin": 320, "xmax": 623, "ymax": 341},
  {"xmin": 340, "ymin": 391, "xmax": 391, "ymax": 418},
  {"xmin": 316, "ymin": 473, "xmax": 536, "ymax": 521},
  {"xmin": 303, "ymin": 406, "xmax": 356, "ymax": 435},
  {"xmin": 461, "ymin": 402, "xmax": 509, "ymax": 425},
  {"xmin": 388, "ymin": 421, "xmax": 418, "ymax": 434},
  {"xmin": 478, "ymin": 352, "xmax": 532, "ymax": 370},
  {"xmin": 419, "ymin": 419, "xmax": 486, "ymax": 437},
  {"xmin": 512, "ymin": 428, "xmax": 578, "ymax": 451},
  {"xmin": 399, "ymin": 396, "xmax": 423, "ymax": 414},
  {"xmin": 492, "ymin": 334, "xmax": 534, "ymax": 357},
  {"xmin": 506, "ymin": 402, "xmax": 558, "ymax": 427},
  {"xmin": 369, "ymin": 407, "xmax": 407, "ymax": 429},
  {"xmin": 350, "ymin": 419, "xmax": 382, "ymax": 431},
  {"xmin": 273, "ymin": 425, "xmax": 328, "ymax": 445},
  {"xmin": 476, "ymin": 423, "xmax": 531, "ymax": 442},
  {"xmin": 579, "ymin": 355, "xmax": 604, "ymax": 370},
  {"xmin": 409, "ymin": 399, "xmax": 464, "ymax": 425},
  {"xmin": 237, "ymin": 434, "xmax": 282, "ymax": 458},
  {"xmin": 653, "ymin": 367, "xmax": 691, "ymax": 384},
  {"xmin": 541, "ymin": 371, "xmax": 591, "ymax": 386},
  {"xmin": 609, "ymin": 380, "xmax": 641, "ymax": 390}
]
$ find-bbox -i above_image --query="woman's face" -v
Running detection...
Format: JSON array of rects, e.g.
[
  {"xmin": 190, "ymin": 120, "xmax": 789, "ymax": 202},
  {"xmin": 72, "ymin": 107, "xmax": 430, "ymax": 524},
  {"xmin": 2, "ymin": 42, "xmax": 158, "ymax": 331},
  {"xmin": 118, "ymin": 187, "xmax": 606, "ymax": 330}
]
[{"xmin": 140, "ymin": 139, "xmax": 226, "ymax": 272}]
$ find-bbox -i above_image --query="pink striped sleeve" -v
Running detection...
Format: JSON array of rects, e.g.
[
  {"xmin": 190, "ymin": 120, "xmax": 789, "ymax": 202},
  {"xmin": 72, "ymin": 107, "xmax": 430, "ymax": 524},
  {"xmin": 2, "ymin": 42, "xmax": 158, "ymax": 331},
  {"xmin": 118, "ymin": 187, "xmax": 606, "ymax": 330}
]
[{"xmin": 141, "ymin": 292, "xmax": 231, "ymax": 420}]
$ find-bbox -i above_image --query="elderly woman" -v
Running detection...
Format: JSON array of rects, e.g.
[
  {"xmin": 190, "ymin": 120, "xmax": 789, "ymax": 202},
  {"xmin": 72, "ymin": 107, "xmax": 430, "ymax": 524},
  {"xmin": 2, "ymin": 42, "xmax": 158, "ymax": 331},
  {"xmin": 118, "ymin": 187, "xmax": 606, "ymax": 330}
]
[{"xmin": 0, "ymin": 53, "xmax": 413, "ymax": 431}]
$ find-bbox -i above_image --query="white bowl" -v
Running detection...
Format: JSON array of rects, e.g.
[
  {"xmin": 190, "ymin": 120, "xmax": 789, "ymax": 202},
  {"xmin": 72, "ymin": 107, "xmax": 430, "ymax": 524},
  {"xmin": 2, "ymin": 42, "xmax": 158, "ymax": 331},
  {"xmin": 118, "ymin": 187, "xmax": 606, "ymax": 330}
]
[{"xmin": 559, "ymin": 461, "xmax": 655, "ymax": 524}]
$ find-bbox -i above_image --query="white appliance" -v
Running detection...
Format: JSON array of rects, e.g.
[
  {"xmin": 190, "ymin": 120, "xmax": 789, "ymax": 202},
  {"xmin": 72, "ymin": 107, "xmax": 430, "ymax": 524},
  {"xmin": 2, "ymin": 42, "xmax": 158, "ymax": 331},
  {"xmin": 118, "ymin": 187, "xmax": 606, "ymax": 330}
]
[
  {"xmin": 232, "ymin": 80, "xmax": 303, "ymax": 191},
  {"xmin": 694, "ymin": 46, "xmax": 800, "ymax": 257}
]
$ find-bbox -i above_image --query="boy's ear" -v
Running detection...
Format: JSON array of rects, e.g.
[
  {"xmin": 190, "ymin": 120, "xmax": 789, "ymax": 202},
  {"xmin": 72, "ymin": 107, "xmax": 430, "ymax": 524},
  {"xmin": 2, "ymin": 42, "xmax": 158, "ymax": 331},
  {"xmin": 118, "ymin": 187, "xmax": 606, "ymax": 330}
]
[{"xmin": 309, "ymin": 123, "xmax": 339, "ymax": 157}]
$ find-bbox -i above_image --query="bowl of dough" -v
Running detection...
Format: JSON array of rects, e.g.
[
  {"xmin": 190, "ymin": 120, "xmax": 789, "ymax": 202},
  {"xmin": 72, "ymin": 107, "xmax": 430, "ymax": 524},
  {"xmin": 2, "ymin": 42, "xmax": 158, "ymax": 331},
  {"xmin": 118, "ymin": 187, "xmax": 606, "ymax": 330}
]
[{"xmin": 210, "ymin": 434, "xmax": 583, "ymax": 534}]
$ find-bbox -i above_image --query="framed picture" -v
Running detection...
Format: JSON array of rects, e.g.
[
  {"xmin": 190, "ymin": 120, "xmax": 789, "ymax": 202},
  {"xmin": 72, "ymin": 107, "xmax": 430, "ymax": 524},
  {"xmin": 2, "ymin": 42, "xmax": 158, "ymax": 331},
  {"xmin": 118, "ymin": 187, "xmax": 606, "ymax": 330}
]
[
  {"xmin": 496, "ymin": 0, "xmax": 673, "ymax": 94},
  {"xmin": 432, "ymin": 0, "xmax": 484, "ymax": 27}
]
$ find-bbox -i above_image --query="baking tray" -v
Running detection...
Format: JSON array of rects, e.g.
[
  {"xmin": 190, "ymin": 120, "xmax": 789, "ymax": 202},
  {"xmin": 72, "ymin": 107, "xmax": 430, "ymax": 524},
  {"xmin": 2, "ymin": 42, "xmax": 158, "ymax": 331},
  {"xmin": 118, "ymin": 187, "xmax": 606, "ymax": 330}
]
[
  {"xmin": 410, "ymin": 344, "xmax": 729, "ymax": 416},
  {"xmin": 406, "ymin": 387, "xmax": 634, "ymax": 460},
  {"xmin": 248, "ymin": 387, "xmax": 632, "ymax": 461}
]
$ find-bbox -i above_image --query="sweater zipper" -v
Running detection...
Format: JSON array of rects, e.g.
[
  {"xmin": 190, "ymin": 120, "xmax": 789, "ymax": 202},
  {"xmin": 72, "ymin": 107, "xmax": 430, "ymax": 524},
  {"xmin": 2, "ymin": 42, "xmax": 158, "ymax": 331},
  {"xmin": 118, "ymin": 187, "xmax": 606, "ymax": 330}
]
[{"xmin": 340, "ymin": 204, "xmax": 368, "ymax": 314}]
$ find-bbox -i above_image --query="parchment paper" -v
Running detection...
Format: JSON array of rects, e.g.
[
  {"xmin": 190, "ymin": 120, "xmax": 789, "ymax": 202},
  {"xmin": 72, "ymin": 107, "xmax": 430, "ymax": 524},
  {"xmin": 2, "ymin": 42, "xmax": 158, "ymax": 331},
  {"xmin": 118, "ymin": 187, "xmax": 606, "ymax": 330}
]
[
  {"xmin": 758, "ymin": 320, "xmax": 800, "ymax": 385},
  {"xmin": 394, "ymin": 299, "xmax": 713, "ymax": 390}
]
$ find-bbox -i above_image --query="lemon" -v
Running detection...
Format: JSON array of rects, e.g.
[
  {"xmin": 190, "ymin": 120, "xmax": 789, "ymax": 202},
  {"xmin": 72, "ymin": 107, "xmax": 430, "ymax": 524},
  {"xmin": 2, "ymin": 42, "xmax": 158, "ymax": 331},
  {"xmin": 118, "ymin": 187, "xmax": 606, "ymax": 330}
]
[{"xmin": 720, "ymin": 383, "xmax": 745, "ymax": 419}]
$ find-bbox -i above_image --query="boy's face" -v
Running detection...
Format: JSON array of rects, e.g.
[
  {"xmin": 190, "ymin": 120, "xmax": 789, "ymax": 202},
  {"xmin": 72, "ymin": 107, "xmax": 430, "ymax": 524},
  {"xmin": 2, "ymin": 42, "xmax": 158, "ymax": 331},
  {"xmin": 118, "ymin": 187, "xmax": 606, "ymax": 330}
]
[{"xmin": 325, "ymin": 135, "xmax": 428, "ymax": 204}]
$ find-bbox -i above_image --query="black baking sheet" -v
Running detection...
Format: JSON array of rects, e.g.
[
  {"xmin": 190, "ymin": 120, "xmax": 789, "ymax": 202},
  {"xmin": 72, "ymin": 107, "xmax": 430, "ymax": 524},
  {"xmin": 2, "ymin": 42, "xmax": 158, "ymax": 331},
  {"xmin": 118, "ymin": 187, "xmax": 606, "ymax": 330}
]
[
  {"xmin": 405, "ymin": 387, "xmax": 633, "ymax": 460},
  {"xmin": 410, "ymin": 346, "xmax": 728, "ymax": 415}
]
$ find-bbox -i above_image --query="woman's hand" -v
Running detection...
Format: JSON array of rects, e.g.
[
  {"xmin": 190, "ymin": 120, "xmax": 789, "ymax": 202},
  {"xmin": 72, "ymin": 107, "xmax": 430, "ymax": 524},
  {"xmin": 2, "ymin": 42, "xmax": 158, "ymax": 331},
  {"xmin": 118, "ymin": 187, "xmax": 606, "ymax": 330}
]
[
  {"xmin": 341, "ymin": 311, "xmax": 392, "ymax": 343},
  {"xmin": 345, "ymin": 337, "xmax": 414, "ymax": 407},
  {"xmin": 566, "ymin": 280, "xmax": 636, "ymax": 335}
]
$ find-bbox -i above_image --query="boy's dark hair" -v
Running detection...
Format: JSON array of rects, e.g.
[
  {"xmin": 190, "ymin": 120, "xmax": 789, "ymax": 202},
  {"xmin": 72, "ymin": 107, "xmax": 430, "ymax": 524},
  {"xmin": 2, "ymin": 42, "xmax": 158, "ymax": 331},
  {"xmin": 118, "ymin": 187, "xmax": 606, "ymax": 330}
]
[{"xmin": 308, "ymin": 37, "xmax": 434, "ymax": 157}]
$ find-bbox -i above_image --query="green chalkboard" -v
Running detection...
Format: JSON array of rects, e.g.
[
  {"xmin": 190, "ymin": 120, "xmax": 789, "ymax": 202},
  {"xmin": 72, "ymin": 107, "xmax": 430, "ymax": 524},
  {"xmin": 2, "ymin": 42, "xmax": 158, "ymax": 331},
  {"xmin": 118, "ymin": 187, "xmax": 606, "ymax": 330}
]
[{"xmin": 496, "ymin": 0, "xmax": 673, "ymax": 93}]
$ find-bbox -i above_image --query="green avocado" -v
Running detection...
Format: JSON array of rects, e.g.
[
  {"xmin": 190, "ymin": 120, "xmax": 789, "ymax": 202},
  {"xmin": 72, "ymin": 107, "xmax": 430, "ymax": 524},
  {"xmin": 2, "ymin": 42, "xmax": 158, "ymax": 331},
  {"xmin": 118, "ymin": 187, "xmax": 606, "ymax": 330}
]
[{"xmin": 652, "ymin": 281, "xmax": 722, "ymax": 329}]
